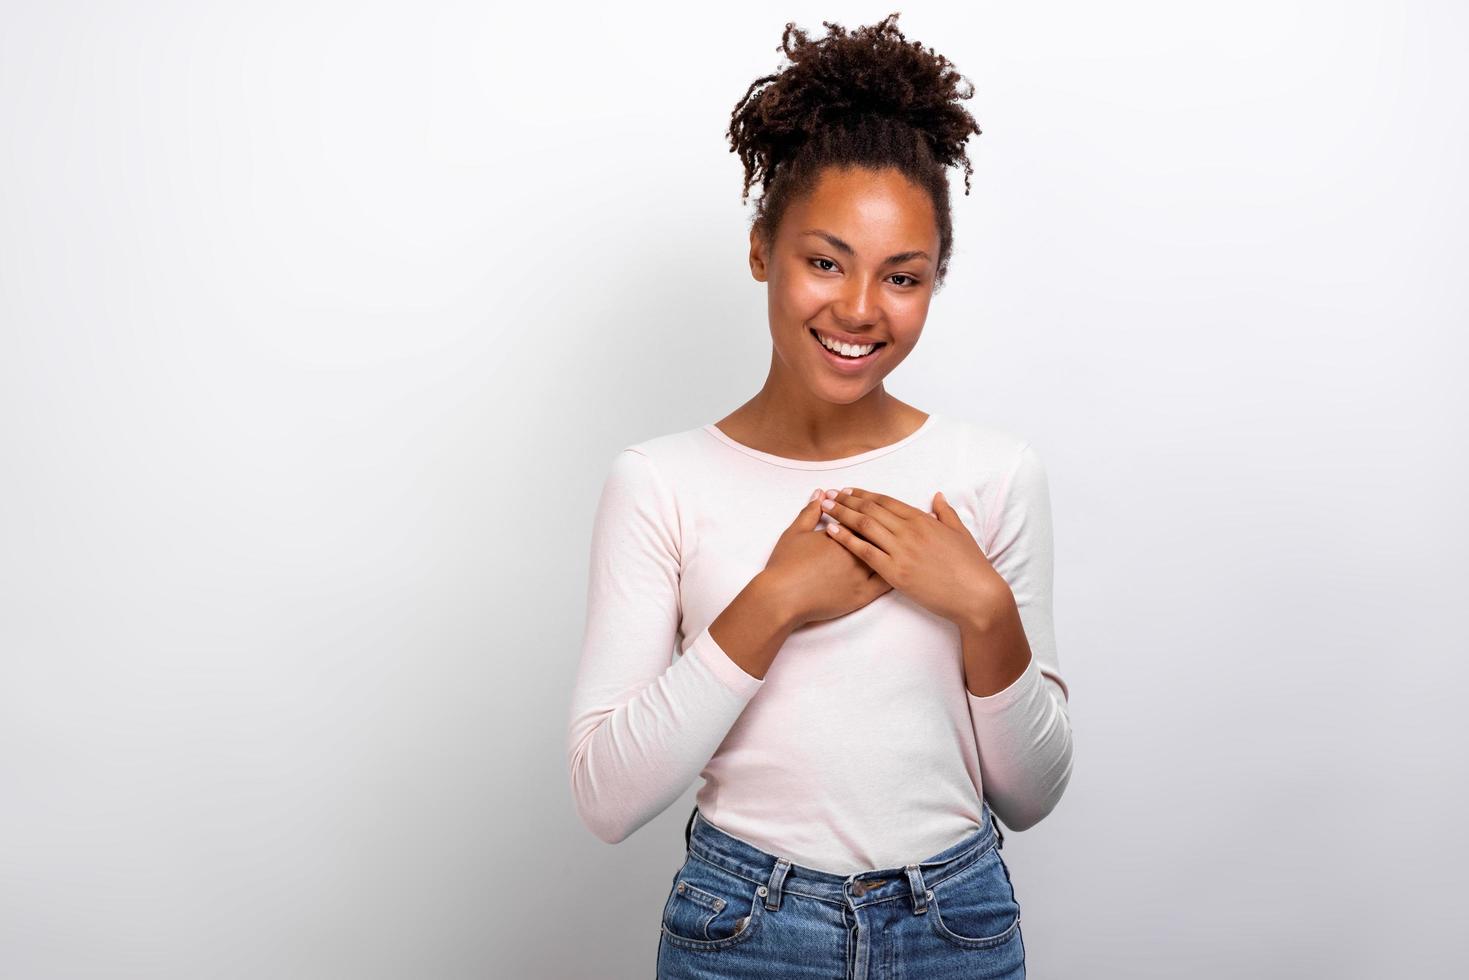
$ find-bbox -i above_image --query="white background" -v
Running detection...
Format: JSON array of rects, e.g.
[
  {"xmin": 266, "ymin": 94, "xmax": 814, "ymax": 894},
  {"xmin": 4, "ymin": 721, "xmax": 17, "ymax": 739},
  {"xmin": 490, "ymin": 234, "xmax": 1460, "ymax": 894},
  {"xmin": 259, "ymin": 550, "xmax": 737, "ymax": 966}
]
[{"xmin": 2, "ymin": 1, "xmax": 1464, "ymax": 977}]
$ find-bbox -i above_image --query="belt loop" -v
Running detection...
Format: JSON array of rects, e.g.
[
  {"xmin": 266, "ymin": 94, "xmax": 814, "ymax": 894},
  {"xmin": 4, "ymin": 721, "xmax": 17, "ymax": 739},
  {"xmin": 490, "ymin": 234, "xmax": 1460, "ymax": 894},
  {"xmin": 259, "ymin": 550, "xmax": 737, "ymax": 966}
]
[
  {"xmin": 904, "ymin": 864, "xmax": 929, "ymax": 915},
  {"xmin": 762, "ymin": 858, "xmax": 791, "ymax": 911},
  {"xmin": 684, "ymin": 806, "xmax": 697, "ymax": 852}
]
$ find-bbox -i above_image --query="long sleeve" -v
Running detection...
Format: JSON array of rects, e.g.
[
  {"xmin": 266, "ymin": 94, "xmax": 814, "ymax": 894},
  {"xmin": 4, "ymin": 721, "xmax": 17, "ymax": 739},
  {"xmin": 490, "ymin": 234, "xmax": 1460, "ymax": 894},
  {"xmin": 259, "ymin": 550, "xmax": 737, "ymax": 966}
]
[
  {"xmin": 965, "ymin": 441, "xmax": 1075, "ymax": 832},
  {"xmin": 566, "ymin": 448, "xmax": 765, "ymax": 845}
]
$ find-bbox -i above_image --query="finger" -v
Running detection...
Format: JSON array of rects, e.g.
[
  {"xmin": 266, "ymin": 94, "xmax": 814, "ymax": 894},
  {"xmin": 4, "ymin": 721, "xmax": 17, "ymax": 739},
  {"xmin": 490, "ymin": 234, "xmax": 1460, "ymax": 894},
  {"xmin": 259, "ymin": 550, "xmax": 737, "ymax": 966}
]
[
  {"xmin": 842, "ymin": 486, "xmax": 929, "ymax": 522},
  {"xmin": 826, "ymin": 486, "xmax": 905, "ymax": 533},
  {"xmin": 824, "ymin": 520, "xmax": 894, "ymax": 580},
  {"xmin": 821, "ymin": 493, "xmax": 902, "ymax": 547},
  {"xmin": 789, "ymin": 489, "xmax": 827, "ymax": 532},
  {"xmin": 932, "ymin": 490, "xmax": 964, "ymax": 530}
]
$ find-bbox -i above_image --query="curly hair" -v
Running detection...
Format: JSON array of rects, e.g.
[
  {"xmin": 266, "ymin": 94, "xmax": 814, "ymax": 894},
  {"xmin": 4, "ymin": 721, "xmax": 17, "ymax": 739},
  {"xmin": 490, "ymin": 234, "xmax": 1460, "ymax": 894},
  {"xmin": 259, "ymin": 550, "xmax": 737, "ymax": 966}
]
[{"xmin": 727, "ymin": 12, "xmax": 983, "ymax": 289}]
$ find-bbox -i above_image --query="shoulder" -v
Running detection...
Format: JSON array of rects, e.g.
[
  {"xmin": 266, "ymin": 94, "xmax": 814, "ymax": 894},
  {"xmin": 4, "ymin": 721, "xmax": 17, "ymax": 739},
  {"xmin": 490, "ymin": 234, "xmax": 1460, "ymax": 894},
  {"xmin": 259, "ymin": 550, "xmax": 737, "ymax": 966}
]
[
  {"xmin": 622, "ymin": 422, "xmax": 710, "ymax": 461},
  {"xmin": 941, "ymin": 415, "xmax": 1039, "ymax": 479},
  {"xmin": 601, "ymin": 423, "xmax": 713, "ymax": 493}
]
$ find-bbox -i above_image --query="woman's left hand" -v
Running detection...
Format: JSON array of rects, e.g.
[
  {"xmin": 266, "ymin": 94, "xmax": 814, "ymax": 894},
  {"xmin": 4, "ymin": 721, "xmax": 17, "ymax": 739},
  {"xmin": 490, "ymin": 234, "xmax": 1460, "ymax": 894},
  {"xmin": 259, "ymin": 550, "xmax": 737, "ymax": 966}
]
[{"xmin": 818, "ymin": 487, "xmax": 1014, "ymax": 629}]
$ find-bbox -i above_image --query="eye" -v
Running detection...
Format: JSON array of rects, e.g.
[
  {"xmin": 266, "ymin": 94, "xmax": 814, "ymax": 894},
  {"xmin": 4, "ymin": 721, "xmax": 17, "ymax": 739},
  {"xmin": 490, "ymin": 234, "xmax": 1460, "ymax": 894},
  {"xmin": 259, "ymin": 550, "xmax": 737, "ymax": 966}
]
[
  {"xmin": 810, "ymin": 257, "xmax": 838, "ymax": 272},
  {"xmin": 890, "ymin": 274, "xmax": 920, "ymax": 288}
]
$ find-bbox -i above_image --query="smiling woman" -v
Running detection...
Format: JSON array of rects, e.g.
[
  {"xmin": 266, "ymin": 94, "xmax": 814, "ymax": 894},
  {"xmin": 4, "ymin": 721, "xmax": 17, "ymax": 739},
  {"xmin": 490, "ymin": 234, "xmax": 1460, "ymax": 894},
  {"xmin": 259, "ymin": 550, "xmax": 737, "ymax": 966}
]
[
  {"xmin": 734, "ymin": 162, "xmax": 941, "ymax": 427},
  {"xmin": 718, "ymin": 8, "xmax": 982, "ymax": 446},
  {"xmin": 566, "ymin": 13, "xmax": 1072, "ymax": 979}
]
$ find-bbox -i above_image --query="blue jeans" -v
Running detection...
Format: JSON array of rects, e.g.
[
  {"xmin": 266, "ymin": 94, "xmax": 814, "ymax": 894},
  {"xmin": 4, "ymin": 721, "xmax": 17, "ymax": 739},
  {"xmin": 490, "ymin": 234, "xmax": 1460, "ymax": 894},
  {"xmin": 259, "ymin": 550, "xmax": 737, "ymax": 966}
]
[{"xmin": 657, "ymin": 802, "xmax": 1025, "ymax": 978}]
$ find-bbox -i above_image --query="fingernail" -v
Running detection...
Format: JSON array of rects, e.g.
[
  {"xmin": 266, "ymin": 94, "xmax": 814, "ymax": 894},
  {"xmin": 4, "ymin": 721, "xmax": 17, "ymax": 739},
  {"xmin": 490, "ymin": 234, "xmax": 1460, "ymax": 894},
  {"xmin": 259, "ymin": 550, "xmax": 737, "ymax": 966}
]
[
  {"xmin": 824, "ymin": 489, "xmax": 838, "ymax": 499},
  {"xmin": 810, "ymin": 489, "xmax": 821, "ymax": 501},
  {"xmin": 840, "ymin": 487, "xmax": 852, "ymax": 494}
]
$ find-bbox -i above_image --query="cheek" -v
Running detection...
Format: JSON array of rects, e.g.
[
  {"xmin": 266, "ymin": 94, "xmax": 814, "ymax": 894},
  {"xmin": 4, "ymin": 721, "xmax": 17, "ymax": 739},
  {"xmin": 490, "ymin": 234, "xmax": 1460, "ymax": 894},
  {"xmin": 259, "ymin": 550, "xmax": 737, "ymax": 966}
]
[
  {"xmin": 890, "ymin": 297, "xmax": 931, "ymax": 342},
  {"xmin": 770, "ymin": 276, "xmax": 830, "ymax": 321},
  {"xmin": 896, "ymin": 287, "xmax": 932, "ymax": 318}
]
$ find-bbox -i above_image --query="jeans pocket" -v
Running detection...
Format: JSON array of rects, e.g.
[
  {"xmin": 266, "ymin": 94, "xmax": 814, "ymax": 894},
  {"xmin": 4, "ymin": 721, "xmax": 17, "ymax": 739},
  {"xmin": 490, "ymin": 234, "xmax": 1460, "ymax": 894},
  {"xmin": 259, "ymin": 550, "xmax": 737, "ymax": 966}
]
[
  {"xmin": 925, "ymin": 844, "xmax": 1022, "ymax": 951},
  {"xmin": 659, "ymin": 855, "xmax": 764, "ymax": 951}
]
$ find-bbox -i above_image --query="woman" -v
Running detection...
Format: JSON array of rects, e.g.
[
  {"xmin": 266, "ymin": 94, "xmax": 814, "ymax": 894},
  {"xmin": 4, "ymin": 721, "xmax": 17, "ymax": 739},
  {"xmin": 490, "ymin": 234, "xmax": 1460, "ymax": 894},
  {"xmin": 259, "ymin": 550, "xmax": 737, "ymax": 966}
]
[{"xmin": 566, "ymin": 13, "xmax": 1073, "ymax": 978}]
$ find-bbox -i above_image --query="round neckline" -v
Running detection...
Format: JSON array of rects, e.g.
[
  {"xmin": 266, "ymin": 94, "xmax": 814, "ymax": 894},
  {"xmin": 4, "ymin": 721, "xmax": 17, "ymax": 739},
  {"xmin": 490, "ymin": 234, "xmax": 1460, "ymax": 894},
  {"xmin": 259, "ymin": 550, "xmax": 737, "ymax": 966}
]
[{"xmin": 701, "ymin": 413, "xmax": 940, "ymax": 470}]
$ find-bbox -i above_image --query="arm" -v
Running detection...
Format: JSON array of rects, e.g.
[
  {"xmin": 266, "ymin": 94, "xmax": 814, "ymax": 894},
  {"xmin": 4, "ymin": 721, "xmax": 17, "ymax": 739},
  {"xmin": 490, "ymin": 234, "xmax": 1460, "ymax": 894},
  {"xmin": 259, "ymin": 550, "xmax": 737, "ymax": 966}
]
[
  {"xmin": 964, "ymin": 442, "xmax": 1075, "ymax": 832},
  {"xmin": 565, "ymin": 448, "xmax": 793, "ymax": 844}
]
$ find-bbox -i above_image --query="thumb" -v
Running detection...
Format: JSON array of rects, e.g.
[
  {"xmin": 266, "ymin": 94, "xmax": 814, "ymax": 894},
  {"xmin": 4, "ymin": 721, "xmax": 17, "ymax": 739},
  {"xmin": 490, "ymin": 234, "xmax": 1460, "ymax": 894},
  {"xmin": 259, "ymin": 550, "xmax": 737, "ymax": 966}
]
[
  {"xmin": 790, "ymin": 489, "xmax": 827, "ymax": 531},
  {"xmin": 932, "ymin": 490, "xmax": 963, "ymax": 529}
]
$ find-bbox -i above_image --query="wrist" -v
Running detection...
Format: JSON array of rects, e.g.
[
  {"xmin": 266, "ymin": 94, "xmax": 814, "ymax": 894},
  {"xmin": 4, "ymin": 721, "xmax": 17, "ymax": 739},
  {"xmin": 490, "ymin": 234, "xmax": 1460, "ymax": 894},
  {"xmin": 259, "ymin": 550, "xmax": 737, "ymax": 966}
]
[
  {"xmin": 952, "ymin": 581, "xmax": 1017, "ymax": 635},
  {"xmin": 752, "ymin": 572, "xmax": 806, "ymax": 633}
]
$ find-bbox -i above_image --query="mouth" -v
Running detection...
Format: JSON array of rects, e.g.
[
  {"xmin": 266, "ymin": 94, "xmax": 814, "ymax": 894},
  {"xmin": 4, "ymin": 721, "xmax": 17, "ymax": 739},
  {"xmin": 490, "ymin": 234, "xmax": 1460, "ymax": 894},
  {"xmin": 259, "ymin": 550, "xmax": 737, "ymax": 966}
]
[{"xmin": 809, "ymin": 327, "xmax": 887, "ymax": 370}]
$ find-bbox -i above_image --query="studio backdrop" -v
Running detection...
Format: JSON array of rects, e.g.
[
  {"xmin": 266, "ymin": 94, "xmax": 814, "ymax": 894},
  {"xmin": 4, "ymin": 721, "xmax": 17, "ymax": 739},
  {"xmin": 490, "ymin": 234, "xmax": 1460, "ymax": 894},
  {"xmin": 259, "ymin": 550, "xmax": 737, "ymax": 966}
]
[{"xmin": 1, "ymin": 2, "xmax": 1464, "ymax": 978}]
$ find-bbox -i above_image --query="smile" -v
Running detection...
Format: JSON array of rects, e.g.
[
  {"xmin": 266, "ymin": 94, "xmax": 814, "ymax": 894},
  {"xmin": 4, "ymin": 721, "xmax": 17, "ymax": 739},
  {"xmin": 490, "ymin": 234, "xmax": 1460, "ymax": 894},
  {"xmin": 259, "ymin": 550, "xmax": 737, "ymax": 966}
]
[{"xmin": 809, "ymin": 327, "xmax": 886, "ymax": 369}]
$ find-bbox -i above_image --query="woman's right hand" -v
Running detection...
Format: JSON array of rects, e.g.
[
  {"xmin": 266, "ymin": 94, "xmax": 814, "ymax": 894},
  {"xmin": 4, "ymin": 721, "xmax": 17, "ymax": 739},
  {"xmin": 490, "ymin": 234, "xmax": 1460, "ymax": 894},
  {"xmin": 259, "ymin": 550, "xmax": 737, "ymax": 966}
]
[{"xmin": 761, "ymin": 490, "xmax": 894, "ymax": 629}]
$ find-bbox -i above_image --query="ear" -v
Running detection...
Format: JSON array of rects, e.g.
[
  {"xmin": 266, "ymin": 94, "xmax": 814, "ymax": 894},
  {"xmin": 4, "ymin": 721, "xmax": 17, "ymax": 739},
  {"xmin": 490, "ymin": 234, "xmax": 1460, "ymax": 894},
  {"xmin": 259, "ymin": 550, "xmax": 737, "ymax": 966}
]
[{"xmin": 749, "ymin": 227, "xmax": 768, "ymax": 282}]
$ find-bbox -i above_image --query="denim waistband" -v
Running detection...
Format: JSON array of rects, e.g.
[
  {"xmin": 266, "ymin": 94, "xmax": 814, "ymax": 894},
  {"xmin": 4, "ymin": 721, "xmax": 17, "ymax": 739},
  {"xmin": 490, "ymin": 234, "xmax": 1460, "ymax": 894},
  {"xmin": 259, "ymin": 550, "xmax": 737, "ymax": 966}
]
[{"xmin": 680, "ymin": 803, "xmax": 1001, "ymax": 912}]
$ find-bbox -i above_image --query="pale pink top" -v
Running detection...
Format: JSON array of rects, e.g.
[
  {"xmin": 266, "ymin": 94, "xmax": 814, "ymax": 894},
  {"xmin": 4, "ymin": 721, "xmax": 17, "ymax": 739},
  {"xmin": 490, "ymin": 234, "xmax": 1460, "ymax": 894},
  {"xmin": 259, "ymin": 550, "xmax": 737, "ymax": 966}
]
[{"xmin": 565, "ymin": 413, "xmax": 1073, "ymax": 874}]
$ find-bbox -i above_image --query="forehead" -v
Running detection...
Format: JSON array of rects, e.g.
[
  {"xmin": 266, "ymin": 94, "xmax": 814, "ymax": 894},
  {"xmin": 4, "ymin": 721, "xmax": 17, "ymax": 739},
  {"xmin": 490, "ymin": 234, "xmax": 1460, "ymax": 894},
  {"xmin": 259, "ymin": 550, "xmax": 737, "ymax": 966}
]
[{"xmin": 782, "ymin": 166, "xmax": 936, "ymax": 249}]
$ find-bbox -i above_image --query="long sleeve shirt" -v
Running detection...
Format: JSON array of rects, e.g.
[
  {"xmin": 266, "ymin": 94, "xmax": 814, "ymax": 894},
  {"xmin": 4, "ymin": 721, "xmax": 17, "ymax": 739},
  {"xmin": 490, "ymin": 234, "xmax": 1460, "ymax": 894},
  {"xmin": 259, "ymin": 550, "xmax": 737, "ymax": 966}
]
[{"xmin": 565, "ymin": 412, "xmax": 1073, "ymax": 875}]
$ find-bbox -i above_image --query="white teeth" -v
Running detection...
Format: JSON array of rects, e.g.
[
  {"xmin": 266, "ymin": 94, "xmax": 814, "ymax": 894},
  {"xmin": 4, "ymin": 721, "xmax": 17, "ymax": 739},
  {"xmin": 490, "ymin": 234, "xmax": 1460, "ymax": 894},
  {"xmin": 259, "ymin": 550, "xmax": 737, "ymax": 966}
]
[{"xmin": 816, "ymin": 332, "xmax": 877, "ymax": 357}]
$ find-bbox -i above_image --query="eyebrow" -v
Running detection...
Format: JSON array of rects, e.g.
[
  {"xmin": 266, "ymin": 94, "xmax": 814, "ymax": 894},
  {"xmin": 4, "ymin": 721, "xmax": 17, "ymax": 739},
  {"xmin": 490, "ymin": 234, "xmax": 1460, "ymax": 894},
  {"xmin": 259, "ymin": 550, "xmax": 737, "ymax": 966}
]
[{"xmin": 800, "ymin": 229, "xmax": 932, "ymax": 266}]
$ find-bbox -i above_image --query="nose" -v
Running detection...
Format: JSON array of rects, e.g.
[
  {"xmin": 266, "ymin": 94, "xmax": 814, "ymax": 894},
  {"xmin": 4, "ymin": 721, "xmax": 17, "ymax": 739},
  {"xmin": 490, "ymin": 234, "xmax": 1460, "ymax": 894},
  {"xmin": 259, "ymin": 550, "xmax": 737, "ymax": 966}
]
[{"xmin": 831, "ymin": 277, "xmax": 880, "ymax": 329}]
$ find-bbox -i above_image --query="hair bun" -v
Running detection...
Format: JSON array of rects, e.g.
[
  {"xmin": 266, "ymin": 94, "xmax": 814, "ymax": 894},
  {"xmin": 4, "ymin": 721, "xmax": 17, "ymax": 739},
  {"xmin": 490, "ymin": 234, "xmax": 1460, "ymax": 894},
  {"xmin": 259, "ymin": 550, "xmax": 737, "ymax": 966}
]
[{"xmin": 728, "ymin": 12, "xmax": 982, "ymax": 200}]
